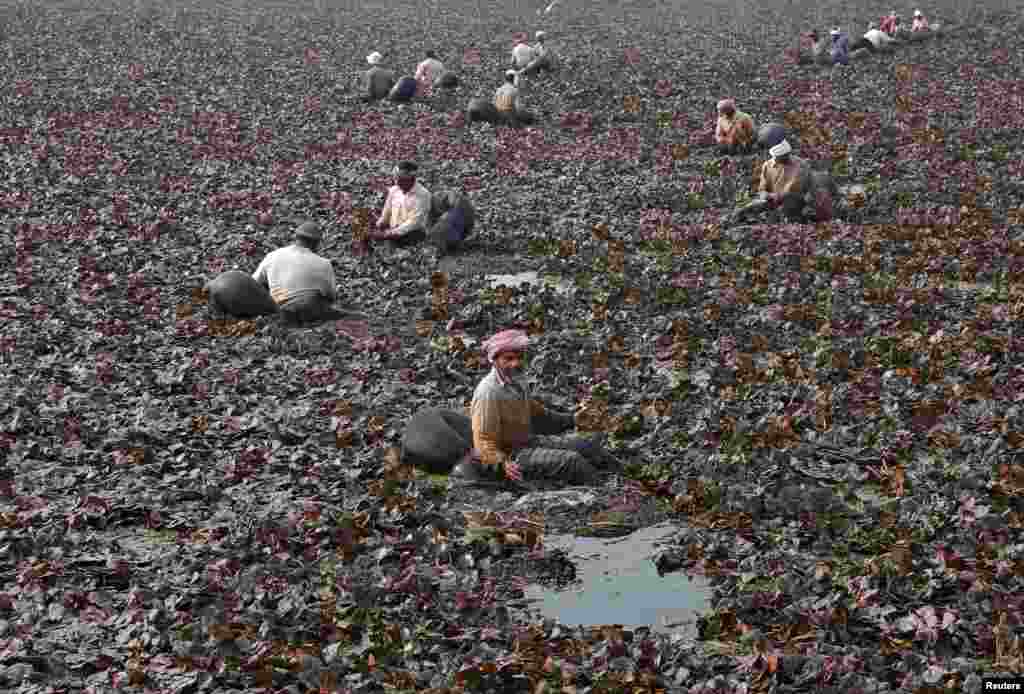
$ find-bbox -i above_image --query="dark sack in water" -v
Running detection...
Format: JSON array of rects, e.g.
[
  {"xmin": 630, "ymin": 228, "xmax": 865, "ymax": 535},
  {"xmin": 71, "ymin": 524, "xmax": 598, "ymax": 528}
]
[
  {"xmin": 757, "ymin": 122, "xmax": 787, "ymax": 150},
  {"xmin": 206, "ymin": 270, "xmax": 279, "ymax": 318},
  {"xmin": 431, "ymin": 190, "xmax": 476, "ymax": 237},
  {"xmin": 467, "ymin": 97, "xmax": 500, "ymax": 124},
  {"xmin": 388, "ymin": 76, "xmax": 417, "ymax": 102},
  {"xmin": 401, "ymin": 407, "xmax": 473, "ymax": 473}
]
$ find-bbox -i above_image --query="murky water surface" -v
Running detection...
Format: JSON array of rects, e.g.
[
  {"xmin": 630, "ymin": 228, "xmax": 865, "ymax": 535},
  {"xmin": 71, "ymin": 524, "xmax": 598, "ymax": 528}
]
[{"xmin": 524, "ymin": 523, "xmax": 713, "ymax": 635}]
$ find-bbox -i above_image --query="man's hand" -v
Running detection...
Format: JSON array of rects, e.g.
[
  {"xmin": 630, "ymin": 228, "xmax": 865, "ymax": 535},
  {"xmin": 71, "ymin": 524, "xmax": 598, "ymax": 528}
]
[{"xmin": 503, "ymin": 460, "xmax": 523, "ymax": 482}]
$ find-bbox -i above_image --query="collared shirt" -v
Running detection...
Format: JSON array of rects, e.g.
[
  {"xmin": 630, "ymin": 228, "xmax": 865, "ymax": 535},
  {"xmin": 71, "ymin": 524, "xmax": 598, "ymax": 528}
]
[
  {"xmin": 759, "ymin": 156, "xmax": 809, "ymax": 197},
  {"xmin": 512, "ymin": 42, "xmax": 536, "ymax": 68},
  {"xmin": 494, "ymin": 83, "xmax": 519, "ymax": 112},
  {"xmin": 378, "ymin": 182, "xmax": 432, "ymax": 236},
  {"xmin": 715, "ymin": 111, "xmax": 755, "ymax": 146},
  {"xmin": 864, "ymin": 28, "xmax": 895, "ymax": 47},
  {"xmin": 879, "ymin": 15, "xmax": 898, "ymax": 34},
  {"xmin": 470, "ymin": 367, "xmax": 547, "ymax": 467},
  {"xmin": 253, "ymin": 244, "xmax": 337, "ymax": 305},
  {"xmin": 415, "ymin": 57, "xmax": 445, "ymax": 84},
  {"xmin": 912, "ymin": 16, "xmax": 929, "ymax": 31}
]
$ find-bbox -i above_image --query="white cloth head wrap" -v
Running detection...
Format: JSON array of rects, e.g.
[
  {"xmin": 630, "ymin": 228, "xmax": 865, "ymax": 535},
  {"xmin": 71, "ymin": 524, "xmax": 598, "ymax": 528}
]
[{"xmin": 770, "ymin": 140, "xmax": 792, "ymax": 158}]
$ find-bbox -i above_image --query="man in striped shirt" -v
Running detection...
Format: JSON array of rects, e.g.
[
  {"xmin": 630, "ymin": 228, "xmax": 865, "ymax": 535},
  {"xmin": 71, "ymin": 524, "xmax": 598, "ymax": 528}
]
[
  {"xmin": 725, "ymin": 140, "xmax": 816, "ymax": 226},
  {"xmin": 453, "ymin": 330, "xmax": 616, "ymax": 485}
]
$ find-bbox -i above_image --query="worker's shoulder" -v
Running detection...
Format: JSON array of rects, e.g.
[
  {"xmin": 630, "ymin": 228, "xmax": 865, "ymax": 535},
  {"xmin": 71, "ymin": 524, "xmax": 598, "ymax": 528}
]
[{"xmin": 471, "ymin": 370, "xmax": 501, "ymax": 399}]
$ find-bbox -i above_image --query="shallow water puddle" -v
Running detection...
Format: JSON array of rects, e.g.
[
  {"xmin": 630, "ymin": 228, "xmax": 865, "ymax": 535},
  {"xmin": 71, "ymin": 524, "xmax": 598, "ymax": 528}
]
[
  {"xmin": 524, "ymin": 523, "xmax": 712, "ymax": 634},
  {"xmin": 486, "ymin": 271, "xmax": 573, "ymax": 295}
]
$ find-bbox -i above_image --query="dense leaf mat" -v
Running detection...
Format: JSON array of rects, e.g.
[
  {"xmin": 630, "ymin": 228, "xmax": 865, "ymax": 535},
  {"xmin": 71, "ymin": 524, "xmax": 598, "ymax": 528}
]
[{"xmin": 0, "ymin": 0, "xmax": 1023, "ymax": 692}]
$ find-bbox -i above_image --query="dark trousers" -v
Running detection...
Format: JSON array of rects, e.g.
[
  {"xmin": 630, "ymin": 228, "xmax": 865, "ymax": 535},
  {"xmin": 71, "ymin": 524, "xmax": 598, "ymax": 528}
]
[
  {"xmin": 718, "ymin": 142, "xmax": 753, "ymax": 156},
  {"xmin": 385, "ymin": 228, "xmax": 427, "ymax": 249},
  {"xmin": 732, "ymin": 192, "xmax": 807, "ymax": 224},
  {"xmin": 849, "ymin": 37, "xmax": 876, "ymax": 52},
  {"xmin": 279, "ymin": 293, "xmax": 350, "ymax": 326},
  {"xmin": 520, "ymin": 56, "xmax": 553, "ymax": 77},
  {"xmin": 499, "ymin": 109, "xmax": 536, "ymax": 128}
]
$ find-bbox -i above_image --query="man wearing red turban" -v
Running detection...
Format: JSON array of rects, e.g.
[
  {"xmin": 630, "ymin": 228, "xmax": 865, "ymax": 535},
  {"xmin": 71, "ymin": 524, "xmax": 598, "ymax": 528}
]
[
  {"xmin": 453, "ymin": 329, "xmax": 616, "ymax": 484},
  {"xmin": 715, "ymin": 99, "xmax": 755, "ymax": 155}
]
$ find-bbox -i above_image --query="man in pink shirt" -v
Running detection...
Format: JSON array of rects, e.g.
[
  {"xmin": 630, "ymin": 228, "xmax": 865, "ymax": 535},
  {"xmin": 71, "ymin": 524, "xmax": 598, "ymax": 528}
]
[
  {"xmin": 369, "ymin": 161, "xmax": 433, "ymax": 250},
  {"xmin": 911, "ymin": 10, "xmax": 929, "ymax": 31},
  {"xmin": 415, "ymin": 51, "xmax": 445, "ymax": 96}
]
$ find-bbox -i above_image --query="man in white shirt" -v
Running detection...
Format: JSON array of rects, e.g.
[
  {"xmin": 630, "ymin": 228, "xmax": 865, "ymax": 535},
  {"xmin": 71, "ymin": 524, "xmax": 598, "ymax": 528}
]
[
  {"xmin": 864, "ymin": 23, "xmax": 900, "ymax": 50},
  {"xmin": 370, "ymin": 161, "xmax": 433, "ymax": 249},
  {"xmin": 852, "ymin": 23, "xmax": 899, "ymax": 53},
  {"xmin": 511, "ymin": 40, "xmax": 536, "ymax": 70},
  {"xmin": 521, "ymin": 31, "xmax": 554, "ymax": 77},
  {"xmin": 494, "ymin": 70, "xmax": 535, "ymax": 127},
  {"xmin": 253, "ymin": 222, "xmax": 348, "ymax": 325},
  {"xmin": 415, "ymin": 51, "xmax": 445, "ymax": 94}
]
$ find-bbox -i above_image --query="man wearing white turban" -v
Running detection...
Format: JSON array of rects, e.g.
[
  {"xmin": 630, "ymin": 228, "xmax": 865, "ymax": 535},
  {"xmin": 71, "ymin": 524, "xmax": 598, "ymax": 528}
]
[{"xmin": 725, "ymin": 140, "xmax": 822, "ymax": 226}]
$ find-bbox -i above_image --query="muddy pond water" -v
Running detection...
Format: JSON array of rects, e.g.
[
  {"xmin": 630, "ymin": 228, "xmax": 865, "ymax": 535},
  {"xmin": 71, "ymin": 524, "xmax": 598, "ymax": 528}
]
[{"xmin": 523, "ymin": 523, "xmax": 713, "ymax": 635}]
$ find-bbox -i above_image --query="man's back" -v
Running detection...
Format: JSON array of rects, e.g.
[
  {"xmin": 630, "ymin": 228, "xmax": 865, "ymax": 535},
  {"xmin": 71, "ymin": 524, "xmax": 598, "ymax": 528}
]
[
  {"xmin": 416, "ymin": 57, "xmax": 445, "ymax": 83},
  {"xmin": 253, "ymin": 245, "xmax": 335, "ymax": 304},
  {"xmin": 512, "ymin": 42, "xmax": 535, "ymax": 68},
  {"xmin": 494, "ymin": 83, "xmax": 519, "ymax": 112},
  {"xmin": 864, "ymin": 28, "xmax": 891, "ymax": 47}
]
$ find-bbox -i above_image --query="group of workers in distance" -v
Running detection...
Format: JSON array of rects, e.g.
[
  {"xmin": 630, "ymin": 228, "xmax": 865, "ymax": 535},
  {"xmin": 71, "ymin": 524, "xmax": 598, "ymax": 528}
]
[
  {"xmin": 360, "ymin": 31, "xmax": 555, "ymax": 127},
  {"xmin": 803, "ymin": 8, "xmax": 940, "ymax": 66},
  {"xmin": 361, "ymin": 49, "xmax": 459, "ymax": 102},
  {"xmin": 204, "ymin": 10, "xmax": 956, "ymax": 485}
]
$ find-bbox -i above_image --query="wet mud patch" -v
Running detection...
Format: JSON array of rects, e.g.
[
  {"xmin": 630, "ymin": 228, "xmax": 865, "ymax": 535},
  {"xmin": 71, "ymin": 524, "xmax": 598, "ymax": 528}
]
[{"xmin": 520, "ymin": 523, "xmax": 713, "ymax": 636}]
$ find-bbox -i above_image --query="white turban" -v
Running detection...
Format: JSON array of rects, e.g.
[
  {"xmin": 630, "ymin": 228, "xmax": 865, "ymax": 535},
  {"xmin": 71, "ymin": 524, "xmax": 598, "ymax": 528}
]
[
  {"xmin": 535, "ymin": 31, "xmax": 547, "ymax": 39},
  {"xmin": 770, "ymin": 140, "xmax": 792, "ymax": 158},
  {"xmin": 830, "ymin": 28, "xmax": 840, "ymax": 36},
  {"xmin": 366, "ymin": 52, "xmax": 382, "ymax": 65},
  {"xmin": 506, "ymin": 69, "xmax": 518, "ymax": 77}
]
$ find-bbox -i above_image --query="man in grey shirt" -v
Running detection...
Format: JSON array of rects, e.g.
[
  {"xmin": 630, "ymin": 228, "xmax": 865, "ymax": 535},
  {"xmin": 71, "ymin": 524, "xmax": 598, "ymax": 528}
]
[
  {"xmin": 361, "ymin": 51, "xmax": 396, "ymax": 102},
  {"xmin": 253, "ymin": 222, "xmax": 352, "ymax": 326}
]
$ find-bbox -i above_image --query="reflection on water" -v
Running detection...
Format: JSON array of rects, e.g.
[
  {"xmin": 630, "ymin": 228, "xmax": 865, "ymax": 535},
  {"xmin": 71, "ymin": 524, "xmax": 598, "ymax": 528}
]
[
  {"xmin": 524, "ymin": 523, "xmax": 712, "ymax": 634},
  {"xmin": 486, "ymin": 271, "xmax": 573, "ymax": 295}
]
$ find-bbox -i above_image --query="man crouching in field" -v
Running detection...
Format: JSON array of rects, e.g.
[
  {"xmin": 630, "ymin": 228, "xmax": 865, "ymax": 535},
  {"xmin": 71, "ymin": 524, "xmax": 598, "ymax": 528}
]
[{"xmin": 452, "ymin": 330, "xmax": 620, "ymax": 485}]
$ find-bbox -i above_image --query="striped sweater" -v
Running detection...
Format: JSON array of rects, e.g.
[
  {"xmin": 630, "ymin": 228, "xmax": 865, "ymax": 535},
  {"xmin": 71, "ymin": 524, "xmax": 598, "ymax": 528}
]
[{"xmin": 470, "ymin": 368, "xmax": 547, "ymax": 468}]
